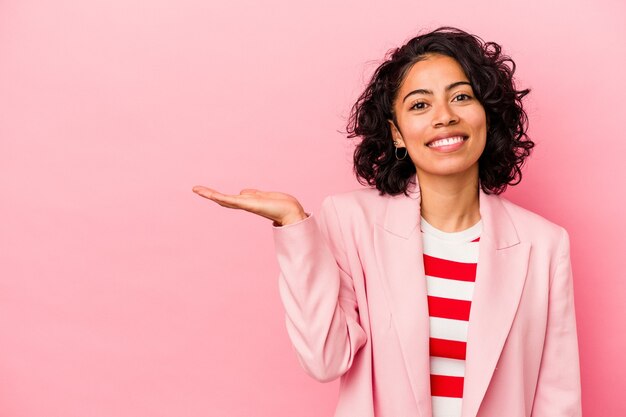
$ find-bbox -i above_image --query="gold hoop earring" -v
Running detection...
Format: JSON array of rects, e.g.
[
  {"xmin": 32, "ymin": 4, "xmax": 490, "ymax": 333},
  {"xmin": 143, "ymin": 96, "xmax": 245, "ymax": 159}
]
[{"xmin": 395, "ymin": 147, "xmax": 408, "ymax": 161}]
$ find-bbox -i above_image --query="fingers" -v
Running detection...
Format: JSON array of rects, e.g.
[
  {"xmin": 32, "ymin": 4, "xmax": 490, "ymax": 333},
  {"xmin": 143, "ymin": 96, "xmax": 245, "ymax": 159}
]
[
  {"xmin": 192, "ymin": 185, "xmax": 301, "ymax": 224},
  {"xmin": 192, "ymin": 185, "xmax": 259, "ymax": 211},
  {"xmin": 192, "ymin": 185, "xmax": 219, "ymax": 200},
  {"xmin": 193, "ymin": 186, "xmax": 266, "ymax": 199},
  {"xmin": 193, "ymin": 186, "xmax": 235, "ymax": 206},
  {"xmin": 239, "ymin": 189, "xmax": 260, "ymax": 195}
]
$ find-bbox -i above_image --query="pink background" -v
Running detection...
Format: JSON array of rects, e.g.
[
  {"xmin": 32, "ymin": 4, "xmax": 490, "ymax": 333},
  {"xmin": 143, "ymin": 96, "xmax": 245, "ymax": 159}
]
[{"xmin": 1, "ymin": 0, "xmax": 625, "ymax": 415}]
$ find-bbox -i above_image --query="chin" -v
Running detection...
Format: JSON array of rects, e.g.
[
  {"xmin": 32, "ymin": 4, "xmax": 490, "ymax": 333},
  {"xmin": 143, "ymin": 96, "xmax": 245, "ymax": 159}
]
[{"xmin": 417, "ymin": 163, "xmax": 479, "ymax": 178}]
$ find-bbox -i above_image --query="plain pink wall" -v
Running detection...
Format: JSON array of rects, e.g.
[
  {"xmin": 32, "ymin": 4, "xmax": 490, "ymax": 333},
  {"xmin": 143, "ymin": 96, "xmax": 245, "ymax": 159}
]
[{"xmin": 1, "ymin": 0, "xmax": 624, "ymax": 415}]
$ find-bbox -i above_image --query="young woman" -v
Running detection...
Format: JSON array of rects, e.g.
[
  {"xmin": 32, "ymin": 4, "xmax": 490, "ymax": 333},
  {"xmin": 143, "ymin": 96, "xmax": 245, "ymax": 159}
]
[{"xmin": 193, "ymin": 26, "xmax": 582, "ymax": 417}]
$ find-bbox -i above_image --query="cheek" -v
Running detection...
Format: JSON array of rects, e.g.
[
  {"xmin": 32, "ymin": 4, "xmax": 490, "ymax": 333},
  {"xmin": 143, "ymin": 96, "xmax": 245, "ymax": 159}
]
[
  {"xmin": 401, "ymin": 120, "xmax": 430, "ymax": 141},
  {"xmin": 468, "ymin": 108, "xmax": 488, "ymax": 132}
]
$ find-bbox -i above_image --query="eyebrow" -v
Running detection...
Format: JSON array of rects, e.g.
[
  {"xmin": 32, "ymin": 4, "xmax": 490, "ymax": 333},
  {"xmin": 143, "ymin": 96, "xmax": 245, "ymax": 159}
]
[{"xmin": 402, "ymin": 81, "xmax": 472, "ymax": 103}]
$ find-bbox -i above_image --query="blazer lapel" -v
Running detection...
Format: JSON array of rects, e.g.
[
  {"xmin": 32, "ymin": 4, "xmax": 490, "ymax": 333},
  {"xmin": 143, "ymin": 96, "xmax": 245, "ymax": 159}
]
[
  {"xmin": 461, "ymin": 191, "xmax": 530, "ymax": 417},
  {"xmin": 373, "ymin": 175, "xmax": 531, "ymax": 417},
  {"xmin": 373, "ymin": 176, "xmax": 431, "ymax": 417}
]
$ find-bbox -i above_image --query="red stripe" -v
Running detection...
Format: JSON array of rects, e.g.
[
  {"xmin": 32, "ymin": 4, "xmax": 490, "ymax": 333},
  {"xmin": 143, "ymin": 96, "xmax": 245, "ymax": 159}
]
[
  {"xmin": 423, "ymin": 254, "xmax": 477, "ymax": 281},
  {"xmin": 471, "ymin": 237, "xmax": 480, "ymax": 242},
  {"xmin": 430, "ymin": 374, "xmax": 464, "ymax": 397},
  {"xmin": 430, "ymin": 338, "xmax": 466, "ymax": 360},
  {"xmin": 428, "ymin": 296, "xmax": 471, "ymax": 321}
]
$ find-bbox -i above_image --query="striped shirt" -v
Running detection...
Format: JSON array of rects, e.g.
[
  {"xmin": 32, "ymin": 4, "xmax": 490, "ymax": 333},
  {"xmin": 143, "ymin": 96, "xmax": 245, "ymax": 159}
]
[{"xmin": 420, "ymin": 216, "xmax": 482, "ymax": 417}]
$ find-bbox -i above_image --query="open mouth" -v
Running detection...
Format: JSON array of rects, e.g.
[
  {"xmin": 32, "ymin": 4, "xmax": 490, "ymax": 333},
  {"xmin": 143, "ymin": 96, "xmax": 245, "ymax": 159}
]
[{"xmin": 426, "ymin": 136, "xmax": 468, "ymax": 148}]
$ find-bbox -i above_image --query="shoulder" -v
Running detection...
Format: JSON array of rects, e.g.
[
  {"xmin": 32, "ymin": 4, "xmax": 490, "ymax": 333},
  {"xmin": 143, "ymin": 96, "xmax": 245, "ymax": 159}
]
[
  {"xmin": 496, "ymin": 194, "xmax": 569, "ymax": 249},
  {"xmin": 321, "ymin": 186, "xmax": 388, "ymax": 218},
  {"xmin": 316, "ymin": 187, "xmax": 389, "ymax": 237},
  {"xmin": 323, "ymin": 186, "xmax": 386, "ymax": 205}
]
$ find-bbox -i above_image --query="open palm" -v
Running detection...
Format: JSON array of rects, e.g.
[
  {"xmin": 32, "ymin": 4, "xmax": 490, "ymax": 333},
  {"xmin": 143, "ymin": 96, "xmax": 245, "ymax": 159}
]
[{"xmin": 192, "ymin": 186, "xmax": 308, "ymax": 226}]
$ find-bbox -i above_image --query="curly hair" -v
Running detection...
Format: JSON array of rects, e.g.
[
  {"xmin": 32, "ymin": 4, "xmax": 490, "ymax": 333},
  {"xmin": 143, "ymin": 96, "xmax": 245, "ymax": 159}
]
[{"xmin": 347, "ymin": 26, "xmax": 534, "ymax": 196}]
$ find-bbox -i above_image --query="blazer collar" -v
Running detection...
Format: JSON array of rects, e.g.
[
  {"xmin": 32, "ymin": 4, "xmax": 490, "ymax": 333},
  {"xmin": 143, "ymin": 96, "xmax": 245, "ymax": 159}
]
[
  {"xmin": 376, "ymin": 173, "xmax": 530, "ymax": 417},
  {"xmin": 382, "ymin": 173, "xmax": 520, "ymax": 249}
]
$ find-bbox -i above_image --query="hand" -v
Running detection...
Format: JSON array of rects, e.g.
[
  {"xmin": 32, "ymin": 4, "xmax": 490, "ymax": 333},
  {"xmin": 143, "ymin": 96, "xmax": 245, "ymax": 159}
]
[{"xmin": 192, "ymin": 186, "xmax": 308, "ymax": 226}]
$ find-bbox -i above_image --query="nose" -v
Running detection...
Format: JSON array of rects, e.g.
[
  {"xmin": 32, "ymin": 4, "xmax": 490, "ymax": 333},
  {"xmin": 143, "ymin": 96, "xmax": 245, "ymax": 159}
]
[{"xmin": 431, "ymin": 101, "xmax": 459, "ymax": 127}]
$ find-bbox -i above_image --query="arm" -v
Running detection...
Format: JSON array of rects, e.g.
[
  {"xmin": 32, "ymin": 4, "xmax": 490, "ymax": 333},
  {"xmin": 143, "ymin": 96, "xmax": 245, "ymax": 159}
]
[
  {"xmin": 531, "ymin": 227, "xmax": 582, "ymax": 416},
  {"xmin": 272, "ymin": 196, "xmax": 368, "ymax": 383}
]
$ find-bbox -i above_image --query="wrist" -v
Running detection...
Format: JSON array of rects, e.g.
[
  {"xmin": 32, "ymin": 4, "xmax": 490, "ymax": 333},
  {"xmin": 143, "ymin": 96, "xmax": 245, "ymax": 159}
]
[{"xmin": 278, "ymin": 211, "xmax": 309, "ymax": 226}]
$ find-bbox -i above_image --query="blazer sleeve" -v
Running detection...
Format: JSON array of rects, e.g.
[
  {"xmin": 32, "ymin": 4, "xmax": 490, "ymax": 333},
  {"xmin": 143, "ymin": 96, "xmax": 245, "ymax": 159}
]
[
  {"xmin": 272, "ymin": 195, "xmax": 368, "ymax": 383},
  {"xmin": 531, "ymin": 227, "xmax": 582, "ymax": 416}
]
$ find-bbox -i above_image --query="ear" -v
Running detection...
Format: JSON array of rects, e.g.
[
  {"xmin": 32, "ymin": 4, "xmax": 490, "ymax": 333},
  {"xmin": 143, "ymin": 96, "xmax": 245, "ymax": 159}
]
[{"xmin": 387, "ymin": 120, "xmax": 406, "ymax": 147}]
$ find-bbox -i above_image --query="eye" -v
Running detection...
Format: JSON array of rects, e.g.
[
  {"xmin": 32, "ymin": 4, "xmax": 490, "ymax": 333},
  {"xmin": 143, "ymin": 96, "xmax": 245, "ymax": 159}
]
[
  {"xmin": 409, "ymin": 101, "xmax": 427, "ymax": 111},
  {"xmin": 454, "ymin": 93, "xmax": 472, "ymax": 101}
]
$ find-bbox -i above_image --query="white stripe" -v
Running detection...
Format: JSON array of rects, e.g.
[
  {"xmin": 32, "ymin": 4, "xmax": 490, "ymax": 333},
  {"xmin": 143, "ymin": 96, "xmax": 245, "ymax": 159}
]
[
  {"xmin": 429, "ymin": 317, "xmax": 468, "ymax": 342},
  {"xmin": 426, "ymin": 275, "xmax": 475, "ymax": 301},
  {"xmin": 432, "ymin": 396, "xmax": 462, "ymax": 417},
  {"xmin": 421, "ymin": 216, "xmax": 482, "ymax": 242},
  {"xmin": 430, "ymin": 356, "xmax": 465, "ymax": 377},
  {"xmin": 422, "ymin": 237, "xmax": 480, "ymax": 263}
]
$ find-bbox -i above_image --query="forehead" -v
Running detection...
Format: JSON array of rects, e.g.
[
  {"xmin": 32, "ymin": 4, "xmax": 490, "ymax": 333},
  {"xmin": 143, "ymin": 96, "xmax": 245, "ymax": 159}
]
[{"xmin": 400, "ymin": 54, "xmax": 469, "ymax": 89}]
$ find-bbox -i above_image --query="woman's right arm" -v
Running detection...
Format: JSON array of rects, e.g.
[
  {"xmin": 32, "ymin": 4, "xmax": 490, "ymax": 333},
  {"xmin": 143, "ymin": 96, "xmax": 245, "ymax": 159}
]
[
  {"xmin": 273, "ymin": 196, "xmax": 367, "ymax": 382},
  {"xmin": 192, "ymin": 186, "xmax": 367, "ymax": 382}
]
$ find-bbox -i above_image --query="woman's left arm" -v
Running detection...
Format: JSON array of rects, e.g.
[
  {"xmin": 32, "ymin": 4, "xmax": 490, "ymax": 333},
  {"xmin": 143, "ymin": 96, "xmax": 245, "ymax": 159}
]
[{"xmin": 531, "ymin": 227, "xmax": 582, "ymax": 416}]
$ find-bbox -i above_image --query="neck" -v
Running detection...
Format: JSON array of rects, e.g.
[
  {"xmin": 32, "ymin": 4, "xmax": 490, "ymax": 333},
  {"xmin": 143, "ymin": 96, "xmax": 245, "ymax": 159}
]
[{"xmin": 417, "ymin": 166, "xmax": 481, "ymax": 233}]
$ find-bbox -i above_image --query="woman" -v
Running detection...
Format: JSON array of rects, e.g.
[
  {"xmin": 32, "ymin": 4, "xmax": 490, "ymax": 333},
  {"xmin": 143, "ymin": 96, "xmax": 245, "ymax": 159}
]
[{"xmin": 193, "ymin": 26, "xmax": 582, "ymax": 417}]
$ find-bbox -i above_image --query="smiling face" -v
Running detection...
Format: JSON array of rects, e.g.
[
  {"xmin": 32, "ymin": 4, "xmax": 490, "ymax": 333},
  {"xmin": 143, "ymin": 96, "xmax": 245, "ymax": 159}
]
[{"xmin": 389, "ymin": 53, "xmax": 487, "ymax": 184}]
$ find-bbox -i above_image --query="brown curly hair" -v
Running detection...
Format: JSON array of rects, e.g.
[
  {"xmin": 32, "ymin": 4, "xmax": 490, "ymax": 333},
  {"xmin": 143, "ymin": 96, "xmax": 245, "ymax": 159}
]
[{"xmin": 347, "ymin": 26, "xmax": 534, "ymax": 196}]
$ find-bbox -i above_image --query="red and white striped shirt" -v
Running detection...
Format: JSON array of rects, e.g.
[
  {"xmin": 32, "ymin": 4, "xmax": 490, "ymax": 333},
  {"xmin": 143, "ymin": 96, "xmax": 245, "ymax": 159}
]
[{"xmin": 420, "ymin": 216, "xmax": 482, "ymax": 417}]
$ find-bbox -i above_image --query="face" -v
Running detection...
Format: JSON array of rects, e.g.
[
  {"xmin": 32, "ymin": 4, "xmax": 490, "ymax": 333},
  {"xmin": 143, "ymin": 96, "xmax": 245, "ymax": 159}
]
[{"xmin": 389, "ymin": 53, "xmax": 487, "ymax": 183}]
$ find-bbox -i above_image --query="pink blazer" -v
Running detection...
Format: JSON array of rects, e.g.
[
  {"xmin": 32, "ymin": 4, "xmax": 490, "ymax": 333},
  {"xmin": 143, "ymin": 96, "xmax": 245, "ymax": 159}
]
[{"xmin": 272, "ymin": 175, "xmax": 581, "ymax": 417}]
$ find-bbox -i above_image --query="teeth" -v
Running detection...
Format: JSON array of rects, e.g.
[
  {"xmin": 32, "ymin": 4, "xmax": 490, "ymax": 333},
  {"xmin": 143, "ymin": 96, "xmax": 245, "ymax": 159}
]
[{"xmin": 428, "ymin": 136, "xmax": 465, "ymax": 147}]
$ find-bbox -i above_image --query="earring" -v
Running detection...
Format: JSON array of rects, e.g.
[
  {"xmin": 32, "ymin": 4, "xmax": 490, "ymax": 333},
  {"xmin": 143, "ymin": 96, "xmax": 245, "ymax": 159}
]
[{"xmin": 395, "ymin": 147, "xmax": 408, "ymax": 161}]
